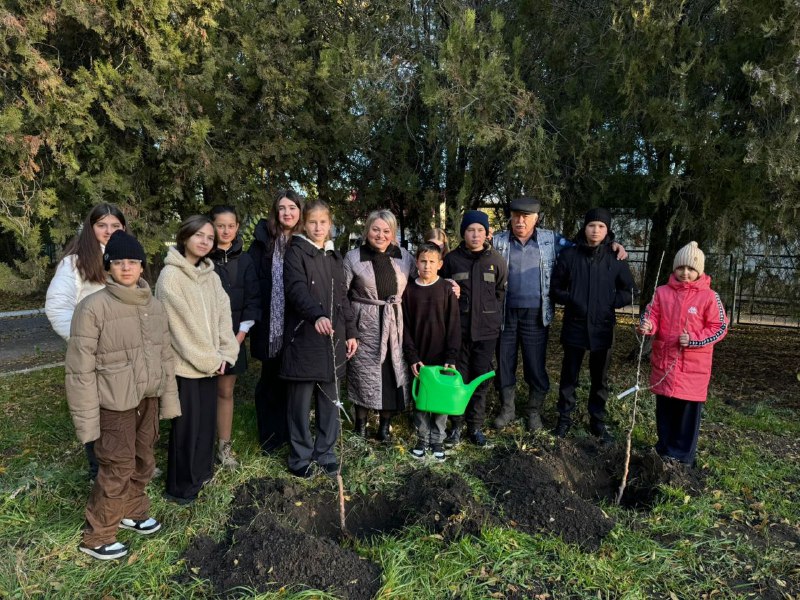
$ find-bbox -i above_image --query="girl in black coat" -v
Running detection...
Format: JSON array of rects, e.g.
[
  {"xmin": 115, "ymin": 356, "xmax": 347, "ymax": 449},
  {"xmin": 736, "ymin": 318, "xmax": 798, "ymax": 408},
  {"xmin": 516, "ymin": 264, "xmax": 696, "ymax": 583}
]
[
  {"xmin": 281, "ymin": 201, "xmax": 358, "ymax": 477},
  {"xmin": 209, "ymin": 206, "xmax": 261, "ymax": 469}
]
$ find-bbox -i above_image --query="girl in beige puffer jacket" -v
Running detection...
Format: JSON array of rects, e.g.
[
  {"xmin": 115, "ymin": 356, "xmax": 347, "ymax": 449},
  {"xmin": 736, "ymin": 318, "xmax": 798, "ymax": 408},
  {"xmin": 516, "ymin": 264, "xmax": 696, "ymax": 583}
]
[{"xmin": 66, "ymin": 230, "xmax": 180, "ymax": 561}]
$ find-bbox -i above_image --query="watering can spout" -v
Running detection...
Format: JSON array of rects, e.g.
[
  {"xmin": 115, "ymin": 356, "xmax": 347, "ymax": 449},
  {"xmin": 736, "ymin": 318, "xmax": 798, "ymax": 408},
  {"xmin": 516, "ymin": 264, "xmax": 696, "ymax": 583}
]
[{"xmin": 465, "ymin": 370, "xmax": 495, "ymax": 395}]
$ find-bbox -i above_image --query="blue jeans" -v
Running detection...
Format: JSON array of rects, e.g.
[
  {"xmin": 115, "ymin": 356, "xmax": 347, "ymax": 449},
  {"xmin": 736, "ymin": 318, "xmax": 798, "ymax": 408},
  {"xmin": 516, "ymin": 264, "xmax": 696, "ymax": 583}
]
[{"xmin": 497, "ymin": 307, "xmax": 550, "ymax": 394}]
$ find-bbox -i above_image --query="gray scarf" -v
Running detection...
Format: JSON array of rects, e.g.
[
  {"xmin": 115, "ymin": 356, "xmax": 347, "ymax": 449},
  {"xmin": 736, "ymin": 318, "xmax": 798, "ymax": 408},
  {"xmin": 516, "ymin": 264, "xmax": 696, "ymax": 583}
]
[{"xmin": 268, "ymin": 236, "xmax": 287, "ymax": 357}]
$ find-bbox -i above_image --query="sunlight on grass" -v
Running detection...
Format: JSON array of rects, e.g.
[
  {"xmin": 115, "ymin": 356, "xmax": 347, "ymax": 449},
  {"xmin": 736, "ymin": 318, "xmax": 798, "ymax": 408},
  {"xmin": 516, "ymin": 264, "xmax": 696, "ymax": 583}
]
[{"xmin": 1, "ymin": 355, "xmax": 798, "ymax": 599}]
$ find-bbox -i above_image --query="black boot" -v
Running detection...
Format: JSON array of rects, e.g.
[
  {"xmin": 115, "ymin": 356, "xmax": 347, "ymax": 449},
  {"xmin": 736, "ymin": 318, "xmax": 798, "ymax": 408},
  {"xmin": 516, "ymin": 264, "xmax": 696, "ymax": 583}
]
[
  {"xmin": 526, "ymin": 390, "xmax": 545, "ymax": 432},
  {"xmin": 444, "ymin": 417, "xmax": 463, "ymax": 448},
  {"xmin": 493, "ymin": 386, "xmax": 517, "ymax": 429},
  {"xmin": 354, "ymin": 417, "xmax": 367, "ymax": 437},
  {"xmin": 590, "ymin": 420, "xmax": 613, "ymax": 444},
  {"xmin": 377, "ymin": 416, "xmax": 392, "ymax": 442}
]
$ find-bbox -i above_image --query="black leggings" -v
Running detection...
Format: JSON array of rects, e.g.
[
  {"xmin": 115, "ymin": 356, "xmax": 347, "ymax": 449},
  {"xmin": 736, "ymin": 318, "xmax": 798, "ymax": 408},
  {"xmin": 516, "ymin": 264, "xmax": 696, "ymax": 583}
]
[{"xmin": 355, "ymin": 406, "xmax": 394, "ymax": 420}]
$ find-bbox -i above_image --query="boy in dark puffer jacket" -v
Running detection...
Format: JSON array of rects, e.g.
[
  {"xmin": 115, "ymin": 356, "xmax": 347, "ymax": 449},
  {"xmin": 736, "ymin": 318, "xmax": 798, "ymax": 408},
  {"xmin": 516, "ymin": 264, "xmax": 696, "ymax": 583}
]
[{"xmin": 550, "ymin": 208, "xmax": 635, "ymax": 440}]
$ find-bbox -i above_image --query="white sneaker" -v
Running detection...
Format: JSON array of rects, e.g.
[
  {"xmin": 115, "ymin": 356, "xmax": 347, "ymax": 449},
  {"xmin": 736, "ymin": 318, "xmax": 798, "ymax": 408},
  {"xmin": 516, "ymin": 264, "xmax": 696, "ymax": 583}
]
[
  {"xmin": 119, "ymin": 517, "xmax": 162, "ymax": 535},
  {"xmin": 79, "ymin": 541, "xmax": 128, "ymax": 560},
  {"xmin": 217, "ymin": 440, "xmax": 239, "ymax": 470}
]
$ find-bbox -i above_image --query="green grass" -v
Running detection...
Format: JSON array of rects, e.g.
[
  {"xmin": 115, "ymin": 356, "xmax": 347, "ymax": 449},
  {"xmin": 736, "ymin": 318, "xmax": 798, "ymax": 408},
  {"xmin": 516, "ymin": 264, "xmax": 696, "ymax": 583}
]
[{"xmin": 1, "ymin": 358, "xmax": 798, "ymax": 599}]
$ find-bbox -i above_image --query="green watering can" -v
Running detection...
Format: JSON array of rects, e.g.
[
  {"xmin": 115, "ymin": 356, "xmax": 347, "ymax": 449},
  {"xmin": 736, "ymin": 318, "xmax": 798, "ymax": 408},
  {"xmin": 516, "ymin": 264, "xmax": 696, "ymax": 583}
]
[{"xmin": 411, "ymin": 366, "xmax": 496, "ymax": 416}]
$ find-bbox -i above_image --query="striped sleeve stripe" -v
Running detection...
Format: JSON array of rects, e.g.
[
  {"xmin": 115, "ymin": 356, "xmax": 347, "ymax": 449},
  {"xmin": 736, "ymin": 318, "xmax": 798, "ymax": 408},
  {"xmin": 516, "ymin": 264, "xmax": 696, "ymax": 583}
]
[{"xmin": 689, "ymin": 292, "xmax": 727, "ymax": 347}]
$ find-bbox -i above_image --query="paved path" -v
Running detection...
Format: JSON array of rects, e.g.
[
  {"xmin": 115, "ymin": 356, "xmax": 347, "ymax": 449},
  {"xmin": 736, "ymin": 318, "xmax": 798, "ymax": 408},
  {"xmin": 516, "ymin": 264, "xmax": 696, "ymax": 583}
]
[{"xmin": 0, "ymin": 314, "xmax": 66, "ymax": 375}]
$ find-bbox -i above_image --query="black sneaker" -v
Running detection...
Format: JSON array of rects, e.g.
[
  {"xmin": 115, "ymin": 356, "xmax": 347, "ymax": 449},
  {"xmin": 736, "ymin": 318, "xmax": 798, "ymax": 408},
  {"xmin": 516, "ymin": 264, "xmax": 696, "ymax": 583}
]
[
  {"xmin": 163, "ymin": 492, "xmax": 196, "ymax": 506},
  {"xmin": 443, "ymin": 429, "xmax": 461, "ymax": 449},
  {"xmin": 119, "ymin": 517, "xmax": 161, "ymax": 535},
  {"xmin": 590, "ymin": 423, "xmax": 613, "ymax": 444},
  {"xmin": 320, "ymin": 461, "xmax": 339, "ymax": 477},
  {"xmin": 430, "ymin": 444, "xmax": 446, "ymax": 462},
  {"xmin": 78, "ymin": 541, "xmax": 128, "ymax": 561},
  {"xmin": 289, "ymin": 464, "xmax": 313, "ymax": 479},
  {"xmin": 468, "ymin": 429, "xmax": 487, "ymax": 447},
  {"xmin": 409, "ymin": 443, "xmax": 427, "ymax": 460},
  {"xmin": 552, "ymin": 420, "xmax": 571, "ymax": 438}
]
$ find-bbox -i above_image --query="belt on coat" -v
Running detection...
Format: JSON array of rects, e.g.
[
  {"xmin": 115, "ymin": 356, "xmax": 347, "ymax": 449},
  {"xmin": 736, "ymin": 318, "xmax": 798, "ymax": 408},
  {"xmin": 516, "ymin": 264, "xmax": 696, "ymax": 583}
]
[{"xmin": 351, "ymin": 294, "xmax": 402, "ymax": 366}]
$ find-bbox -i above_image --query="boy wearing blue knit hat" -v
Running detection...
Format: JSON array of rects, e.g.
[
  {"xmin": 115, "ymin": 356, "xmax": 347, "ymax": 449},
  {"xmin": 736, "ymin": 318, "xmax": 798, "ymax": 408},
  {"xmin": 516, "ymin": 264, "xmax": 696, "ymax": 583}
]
[{"xmin": 440, "ymin": 211, "xmax": 508, "ymax": 446}]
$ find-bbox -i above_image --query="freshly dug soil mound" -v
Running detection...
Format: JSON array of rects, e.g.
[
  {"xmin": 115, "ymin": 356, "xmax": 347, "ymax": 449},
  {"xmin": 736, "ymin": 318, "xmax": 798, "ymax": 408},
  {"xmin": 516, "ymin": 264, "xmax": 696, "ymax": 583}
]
[
  {"xmin": 182, "ymin": 443, "xmax": 708, "ymax": 596},
  {"xmin": 182, "ymin": 468, "xmax": 495, "ymax": 597},
  {"xmin": 472, "ymin": 448, "xmax": 615, "ymax": 550},
  {"xmin": 184, "ymin": 512, "xmax": 382, "ymax": 599},
  {"xmin": 547, "ymin": 438, "xmax": 705, "ymax": 508},
  {"xmin": 470, "ymin": 438, "xmax": 706, "ymax": 550},
  {"xmin": 609, "ymin": 447, "xmax": 705, "ymax": 508},
  {"xmin": 393, "ymin": 468, "xmax": 499, "ymax": 540}
]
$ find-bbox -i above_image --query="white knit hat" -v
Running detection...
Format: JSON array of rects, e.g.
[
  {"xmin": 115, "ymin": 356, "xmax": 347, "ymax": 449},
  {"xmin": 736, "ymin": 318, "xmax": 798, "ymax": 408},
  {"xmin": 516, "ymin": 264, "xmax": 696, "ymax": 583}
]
[{"xmin": 673, "ymin": 241, "xmax": 705, "ymax": 275}]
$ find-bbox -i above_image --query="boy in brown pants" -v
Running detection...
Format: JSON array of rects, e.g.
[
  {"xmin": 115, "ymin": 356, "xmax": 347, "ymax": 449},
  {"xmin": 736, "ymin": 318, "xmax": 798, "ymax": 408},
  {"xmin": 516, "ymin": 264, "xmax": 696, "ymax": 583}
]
[{"xmin": 66, "ymin": 230, "xmax": 180, "ymax": 560}]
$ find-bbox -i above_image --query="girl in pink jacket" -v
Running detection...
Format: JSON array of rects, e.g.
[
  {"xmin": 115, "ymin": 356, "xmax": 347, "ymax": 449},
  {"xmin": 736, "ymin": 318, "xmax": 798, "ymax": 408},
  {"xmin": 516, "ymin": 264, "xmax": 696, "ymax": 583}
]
[{"xmin": 638, "ymin": 241, "xmax": 728, "ymax": 465}]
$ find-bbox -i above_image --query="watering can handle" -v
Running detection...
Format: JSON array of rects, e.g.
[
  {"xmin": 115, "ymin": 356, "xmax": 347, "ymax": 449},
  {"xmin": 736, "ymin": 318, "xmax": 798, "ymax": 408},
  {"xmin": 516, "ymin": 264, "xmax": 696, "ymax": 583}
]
[
  {"xmin": 412, "ymin": 375, "xmax": 419, "ymax": 401},
  {"xmin": 440, "ymin": 367, "xmax": 459, "ymax": 375}
]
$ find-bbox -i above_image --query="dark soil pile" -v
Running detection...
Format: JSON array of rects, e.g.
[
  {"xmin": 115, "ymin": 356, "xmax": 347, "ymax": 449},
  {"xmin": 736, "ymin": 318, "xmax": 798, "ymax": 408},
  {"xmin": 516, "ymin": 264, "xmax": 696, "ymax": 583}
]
[
  {"xmin": 182, "ymin": 468, "xmax": 495, "ymax": 597},
  {"xmin": 182, "ymin": 442, "xmax": 710, "ymax": 596},
  {"xmin": 184, "ymin": 513, "xmax": 382, "ymax": 599},
  {"xmin": 471, "ymin": 447, "xmax": 615, "ymax": 550},
  {"xmin": 471, "ymin": 438, "xmax": 707, "ymax": 550},
  {"xmin": 609, "ymin": 447, "xmax": 705, "ymax": 508},
  {"xmin": 392, "ymin": 468, "xmax": 498, "ymax": 540},
  {"xmin": 546, "ymin": 437, "xmax": 705, "ymax": 509},
  {"xmin": 183, "ymin": 478, "xmax": 383, "ymax": 599}
]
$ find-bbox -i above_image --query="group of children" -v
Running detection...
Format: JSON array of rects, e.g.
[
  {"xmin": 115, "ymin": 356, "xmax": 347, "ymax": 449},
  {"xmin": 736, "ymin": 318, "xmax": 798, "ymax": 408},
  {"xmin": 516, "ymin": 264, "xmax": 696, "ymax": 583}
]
[
  {"xmin": 405, "ymin": 208, "xmax": 727, "ymax": 469},
  {"xmin": 55, "ymin": 200, "xmax": 727, "ymax": 561}
]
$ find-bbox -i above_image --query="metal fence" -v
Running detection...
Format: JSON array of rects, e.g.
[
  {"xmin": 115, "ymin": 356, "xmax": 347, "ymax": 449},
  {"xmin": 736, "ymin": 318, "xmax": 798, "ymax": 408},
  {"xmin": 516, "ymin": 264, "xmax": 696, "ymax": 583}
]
[{"xmin": 625, "ymin": 249, "xmax": 800, "ymax": 328}]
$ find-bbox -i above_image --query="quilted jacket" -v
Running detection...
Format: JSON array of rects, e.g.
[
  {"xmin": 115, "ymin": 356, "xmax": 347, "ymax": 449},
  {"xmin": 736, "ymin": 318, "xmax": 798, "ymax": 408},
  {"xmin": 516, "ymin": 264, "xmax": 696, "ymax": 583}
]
[
  {"xmin": 343, "ymin": 244, "xmax": 415, "ymax": 409},
  {"xmin": 642, "ymin": 273, "xmax": 728, "ymax": 402},
  {"xmin": 65, "ymin": 277, "xmax": 180, "ymax": 443}
]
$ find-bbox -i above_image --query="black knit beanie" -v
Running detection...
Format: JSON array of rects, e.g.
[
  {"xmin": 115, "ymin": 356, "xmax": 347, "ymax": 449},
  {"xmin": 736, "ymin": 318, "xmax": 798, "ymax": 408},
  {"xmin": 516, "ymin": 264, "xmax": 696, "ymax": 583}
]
[
  {"xmin": 460, "ymin": 210, "xmax": 490, "ymax": 237},
  {"xmin": 583, "ymin": 207, "xmax": 612, "ymax": 229},
  {"xmin": 103, "ymin": 230, "xmax": 146, "ymax": 270}
]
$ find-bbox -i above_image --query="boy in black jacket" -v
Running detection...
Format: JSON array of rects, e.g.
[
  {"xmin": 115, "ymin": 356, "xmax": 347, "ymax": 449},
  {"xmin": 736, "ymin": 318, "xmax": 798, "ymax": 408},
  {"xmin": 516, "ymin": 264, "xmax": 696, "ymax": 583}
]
[
  {"xmin": 440, "ymin": 211, "xmax": 508, "ymax": 446},
  {"xmin": 550, "ymin": 208, "xmax": 634, "ymax": 440}
]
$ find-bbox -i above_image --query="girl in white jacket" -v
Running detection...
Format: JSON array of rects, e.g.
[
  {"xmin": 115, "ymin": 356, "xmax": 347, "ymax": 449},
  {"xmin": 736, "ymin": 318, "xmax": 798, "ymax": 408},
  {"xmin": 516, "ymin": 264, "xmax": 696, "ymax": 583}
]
[{"xmin": 46, "ymin": 203, "xmax": 127, "ymax": 479}]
